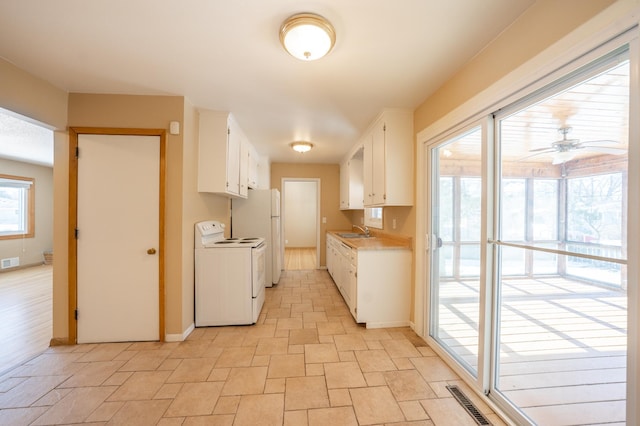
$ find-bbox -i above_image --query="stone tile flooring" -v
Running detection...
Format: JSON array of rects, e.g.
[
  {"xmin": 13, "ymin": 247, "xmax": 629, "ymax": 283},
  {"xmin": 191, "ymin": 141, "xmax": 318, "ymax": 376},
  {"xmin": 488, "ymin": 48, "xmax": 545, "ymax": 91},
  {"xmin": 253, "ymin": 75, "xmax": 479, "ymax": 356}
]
[{"xmin": 0, "ymin": 269, "xmax": 507, "ymax": 425}]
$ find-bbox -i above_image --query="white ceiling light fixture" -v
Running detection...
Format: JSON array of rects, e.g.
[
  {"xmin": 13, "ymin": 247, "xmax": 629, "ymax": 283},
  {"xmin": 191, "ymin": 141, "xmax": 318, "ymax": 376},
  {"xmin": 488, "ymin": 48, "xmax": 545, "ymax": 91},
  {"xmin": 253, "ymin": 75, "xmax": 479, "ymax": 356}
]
[
  {"xmin": 290, "ymin": 141, "xmax": 314, "ymax": 153},
  {"xmin": 279, "ymin": 13, "xmax": 336, "ymax": 61}
]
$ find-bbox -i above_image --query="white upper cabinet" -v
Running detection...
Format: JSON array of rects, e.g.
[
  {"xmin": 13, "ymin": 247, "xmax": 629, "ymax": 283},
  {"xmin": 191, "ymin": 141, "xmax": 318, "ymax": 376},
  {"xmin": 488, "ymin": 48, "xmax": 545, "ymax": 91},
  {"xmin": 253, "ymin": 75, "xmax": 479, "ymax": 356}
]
[
  {"xmin": 198, "ymin": 109, "xmax": 252, "ymax": 198},
  {"xmin": 362, "ymin": 109, "xmax": 413, "ymax": 207},
  {"xmin": 340, "ymin": 148, "xmax": 364, "ymax": 210},
  {"xmin": 239, "ymin": 135, "xmax": 249, "ymax": 197},
  {"xmin": 248, "ymin": 144, "xmax": 260, "ymax": 189}
]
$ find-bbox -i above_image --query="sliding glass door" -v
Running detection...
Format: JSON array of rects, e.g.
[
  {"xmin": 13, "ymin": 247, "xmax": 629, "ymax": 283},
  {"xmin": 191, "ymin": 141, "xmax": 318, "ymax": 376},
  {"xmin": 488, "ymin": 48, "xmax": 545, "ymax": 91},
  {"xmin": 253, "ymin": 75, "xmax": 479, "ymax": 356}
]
[
  {"xmin": 430, "ymin": 125, "xmax": 483, "ymax": 376},
  {"xmin": 427, "ymin": 47, "xmax": 632, "ymax": 425},
  {"xmin": 493, "ymin": 56, "xmax": 629, "ymax": 424}
]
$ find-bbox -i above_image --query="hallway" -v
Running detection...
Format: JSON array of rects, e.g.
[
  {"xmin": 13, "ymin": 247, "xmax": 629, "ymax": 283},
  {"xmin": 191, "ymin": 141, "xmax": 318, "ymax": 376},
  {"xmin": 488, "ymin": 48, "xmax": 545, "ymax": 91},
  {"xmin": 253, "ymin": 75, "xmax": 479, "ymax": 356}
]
[{"xmin": 0, "ymin": 269, "xmax": 504, "ymax": 425}]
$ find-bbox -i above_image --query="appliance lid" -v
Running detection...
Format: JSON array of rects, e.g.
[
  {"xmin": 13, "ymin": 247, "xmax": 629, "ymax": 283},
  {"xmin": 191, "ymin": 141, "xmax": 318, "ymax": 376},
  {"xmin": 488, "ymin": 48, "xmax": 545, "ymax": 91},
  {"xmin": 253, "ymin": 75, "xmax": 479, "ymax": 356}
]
[{"xmin": 195, "ymin": 220, "xmax": 226, "ymax": 248}]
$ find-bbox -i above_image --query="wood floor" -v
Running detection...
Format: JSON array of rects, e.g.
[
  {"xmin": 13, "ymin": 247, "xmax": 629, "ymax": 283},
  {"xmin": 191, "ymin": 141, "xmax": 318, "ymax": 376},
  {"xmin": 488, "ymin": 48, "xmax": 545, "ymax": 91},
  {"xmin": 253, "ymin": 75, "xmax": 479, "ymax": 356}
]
[
  {"xmin": 438, "ymin": 277, "xmax": 627, "ymax": 425},
  {"xmin": 284, "ymin": 247, "xmax": 316, "ymax": 270},
  {"xmin": 0, "ymin": 265, "xmax": 52, "ymax": 376}
]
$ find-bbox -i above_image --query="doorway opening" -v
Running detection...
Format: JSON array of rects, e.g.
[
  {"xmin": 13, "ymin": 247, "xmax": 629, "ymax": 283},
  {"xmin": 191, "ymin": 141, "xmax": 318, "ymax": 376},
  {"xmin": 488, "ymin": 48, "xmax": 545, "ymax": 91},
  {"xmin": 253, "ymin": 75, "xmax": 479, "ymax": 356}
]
[
  {"xmin": 282, "ymin": 178, "xmax": 320, "ymax": 270},
  {"xmin": 0, "ymin": 108, "xmax": 54, "ymax": 374}
]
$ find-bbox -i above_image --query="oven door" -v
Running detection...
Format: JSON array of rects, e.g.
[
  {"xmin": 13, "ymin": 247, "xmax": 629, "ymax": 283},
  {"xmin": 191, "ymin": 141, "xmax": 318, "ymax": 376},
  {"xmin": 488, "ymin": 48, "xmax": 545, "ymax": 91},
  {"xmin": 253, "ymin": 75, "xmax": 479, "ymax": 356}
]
[{"xmin": 252, "ymin": 243, "xmax": 266, "ymax": 297}]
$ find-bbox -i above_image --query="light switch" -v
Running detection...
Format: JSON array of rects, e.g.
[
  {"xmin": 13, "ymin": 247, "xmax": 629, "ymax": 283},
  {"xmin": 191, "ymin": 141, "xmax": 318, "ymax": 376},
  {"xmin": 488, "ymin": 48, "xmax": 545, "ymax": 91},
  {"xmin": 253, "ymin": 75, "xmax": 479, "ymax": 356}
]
[{"xmin": 322, "ymin": 217, "xmax": 327, "ymax": 224}]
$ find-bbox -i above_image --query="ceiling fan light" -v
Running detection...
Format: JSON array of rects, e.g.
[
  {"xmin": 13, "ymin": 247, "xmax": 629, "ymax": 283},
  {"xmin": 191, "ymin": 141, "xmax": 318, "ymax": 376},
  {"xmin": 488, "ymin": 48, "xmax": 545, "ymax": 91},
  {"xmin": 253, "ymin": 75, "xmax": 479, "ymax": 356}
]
[
  {"xmin": 290, "ymin": 141, "xmax": 313, "ymax": 153},
  {"xmin": 280, "ymin": 13, "xmax": 335, "ymax": 61},
  {"xmin": 552, "ymin": 151, "xmax": 576, "ymax": 165}
]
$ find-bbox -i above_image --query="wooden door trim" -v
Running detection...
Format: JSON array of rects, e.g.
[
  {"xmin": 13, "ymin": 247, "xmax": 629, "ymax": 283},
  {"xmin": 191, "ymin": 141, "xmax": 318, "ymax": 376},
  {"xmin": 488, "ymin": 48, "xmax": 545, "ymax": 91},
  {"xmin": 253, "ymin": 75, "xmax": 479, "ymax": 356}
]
[{"xmin": 68, "ymin": 127, "xmax": 166, "ymax": 344}]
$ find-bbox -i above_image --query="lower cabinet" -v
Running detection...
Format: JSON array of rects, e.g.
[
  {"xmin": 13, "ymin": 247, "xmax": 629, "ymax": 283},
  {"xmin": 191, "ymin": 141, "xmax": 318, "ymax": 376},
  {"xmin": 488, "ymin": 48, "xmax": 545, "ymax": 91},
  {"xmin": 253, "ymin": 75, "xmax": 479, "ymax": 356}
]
[{"xmin": 327, "ymin": 234, "xmax": 411, "ymax": 328}]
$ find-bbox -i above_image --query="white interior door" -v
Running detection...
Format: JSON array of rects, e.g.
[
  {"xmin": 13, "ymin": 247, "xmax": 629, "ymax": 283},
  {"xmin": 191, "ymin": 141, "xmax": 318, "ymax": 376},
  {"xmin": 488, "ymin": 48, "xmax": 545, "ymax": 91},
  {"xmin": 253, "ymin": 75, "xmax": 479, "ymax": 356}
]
[{"xmin": 77, "ymin": 134, "xmax": 160, "ymax": 343}]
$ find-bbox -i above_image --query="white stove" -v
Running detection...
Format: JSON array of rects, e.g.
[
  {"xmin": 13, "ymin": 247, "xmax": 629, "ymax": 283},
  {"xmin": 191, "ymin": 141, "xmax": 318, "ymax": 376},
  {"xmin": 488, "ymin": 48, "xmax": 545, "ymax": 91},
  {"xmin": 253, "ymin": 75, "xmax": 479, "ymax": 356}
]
[
  {"xmin": 194, "ymin": 220, "xmax": 266, "ymax": 326},
  {"xmin": 195, "ymin": 221, "xmax": 265, "ymax": 248}
]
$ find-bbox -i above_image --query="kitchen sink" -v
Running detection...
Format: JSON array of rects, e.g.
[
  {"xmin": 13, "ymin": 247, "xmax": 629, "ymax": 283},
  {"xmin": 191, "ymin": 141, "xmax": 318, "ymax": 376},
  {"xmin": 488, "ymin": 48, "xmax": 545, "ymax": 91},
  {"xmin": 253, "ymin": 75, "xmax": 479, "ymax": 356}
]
[{"xmin": 337, "ymin": 232, "xmax": 370, "ymax": 238}]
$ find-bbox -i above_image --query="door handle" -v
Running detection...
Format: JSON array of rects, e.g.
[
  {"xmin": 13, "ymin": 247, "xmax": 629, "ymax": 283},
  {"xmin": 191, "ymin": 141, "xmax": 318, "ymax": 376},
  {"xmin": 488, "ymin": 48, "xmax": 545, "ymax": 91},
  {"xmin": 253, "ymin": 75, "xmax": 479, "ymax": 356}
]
[
  {"xmin": 147, "ymin": 248, "xmax": 157, "ymax": 255},
  {"xmin": 436, "ymin": 237, "xmax": 443, "ymax": 248}
]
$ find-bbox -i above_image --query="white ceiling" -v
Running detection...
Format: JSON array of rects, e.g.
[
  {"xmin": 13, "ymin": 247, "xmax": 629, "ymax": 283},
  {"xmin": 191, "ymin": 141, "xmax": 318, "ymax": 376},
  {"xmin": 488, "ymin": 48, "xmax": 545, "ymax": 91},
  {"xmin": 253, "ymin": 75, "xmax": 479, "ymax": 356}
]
[{"xmin": 0, "ymin": 0, "xmax": 535, "ymax": 164}]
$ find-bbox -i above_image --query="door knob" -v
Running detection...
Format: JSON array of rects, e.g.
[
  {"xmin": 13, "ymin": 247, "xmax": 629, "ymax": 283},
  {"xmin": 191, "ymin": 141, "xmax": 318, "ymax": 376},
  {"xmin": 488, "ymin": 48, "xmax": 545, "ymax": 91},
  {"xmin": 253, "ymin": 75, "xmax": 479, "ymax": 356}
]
[{"xmin": 147, "ymin": 248, "xmax": 157, "ymax": 255}]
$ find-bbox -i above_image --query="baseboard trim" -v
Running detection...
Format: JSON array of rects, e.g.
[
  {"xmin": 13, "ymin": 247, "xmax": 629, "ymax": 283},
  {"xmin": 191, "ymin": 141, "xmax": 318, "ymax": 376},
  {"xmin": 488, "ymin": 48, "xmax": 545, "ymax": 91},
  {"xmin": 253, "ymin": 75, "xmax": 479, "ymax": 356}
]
[
  {"xmin": 50, "ymin": 337, "xmax": 73, "ymax": 346},
  {"xmin": 165, "ymin": 323, "xmax": 195, "ymax": 342}
]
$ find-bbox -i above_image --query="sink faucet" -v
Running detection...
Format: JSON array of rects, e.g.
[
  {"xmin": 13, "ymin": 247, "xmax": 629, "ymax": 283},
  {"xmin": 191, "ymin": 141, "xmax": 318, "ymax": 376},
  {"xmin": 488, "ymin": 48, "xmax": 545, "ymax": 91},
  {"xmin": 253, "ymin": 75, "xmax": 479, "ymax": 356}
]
[{"xmin": 352, "ymin": 225, "xmax": 370, "ymax": 237}]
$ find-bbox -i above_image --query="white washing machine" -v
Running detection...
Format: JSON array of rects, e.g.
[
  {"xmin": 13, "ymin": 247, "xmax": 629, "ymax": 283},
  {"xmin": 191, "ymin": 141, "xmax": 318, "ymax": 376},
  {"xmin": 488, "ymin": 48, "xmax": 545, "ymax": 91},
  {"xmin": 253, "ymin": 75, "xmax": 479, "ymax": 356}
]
[{"xmin": 194, "ymin": 220, "xmax": 266, "ymax": 326}]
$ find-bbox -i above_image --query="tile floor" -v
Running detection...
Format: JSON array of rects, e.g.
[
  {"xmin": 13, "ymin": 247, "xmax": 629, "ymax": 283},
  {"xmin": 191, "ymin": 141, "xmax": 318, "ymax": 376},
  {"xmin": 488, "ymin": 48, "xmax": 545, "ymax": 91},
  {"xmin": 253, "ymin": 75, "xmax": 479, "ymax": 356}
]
[{"xmin": 0, "ymin": 269, "xmax": 507, "ymax": 425}]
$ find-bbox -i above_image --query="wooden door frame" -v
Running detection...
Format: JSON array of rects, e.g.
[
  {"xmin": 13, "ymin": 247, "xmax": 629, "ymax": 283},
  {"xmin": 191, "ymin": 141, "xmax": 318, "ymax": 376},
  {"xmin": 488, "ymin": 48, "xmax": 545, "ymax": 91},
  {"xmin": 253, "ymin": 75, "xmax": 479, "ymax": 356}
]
[{"xmin": 68, "ymin": 127, "xmax": 166, "ymax": 344}]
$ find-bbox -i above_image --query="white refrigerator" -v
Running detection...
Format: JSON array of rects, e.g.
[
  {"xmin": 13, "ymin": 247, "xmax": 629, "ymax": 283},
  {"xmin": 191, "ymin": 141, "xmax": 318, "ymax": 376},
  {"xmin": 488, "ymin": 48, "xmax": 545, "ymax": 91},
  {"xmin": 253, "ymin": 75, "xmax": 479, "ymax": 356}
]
[{"xmin": 232, "ymin": 189, "xmax": 282, "ymax": 286}]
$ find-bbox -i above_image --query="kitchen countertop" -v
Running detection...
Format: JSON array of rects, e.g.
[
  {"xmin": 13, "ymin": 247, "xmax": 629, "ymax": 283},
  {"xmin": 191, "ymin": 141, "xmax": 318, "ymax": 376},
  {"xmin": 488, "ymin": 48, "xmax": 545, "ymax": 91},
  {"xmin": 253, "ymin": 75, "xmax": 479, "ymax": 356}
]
[{"xmin": 328, "ymin": 230, "xmax": 412, "ymax": 251}]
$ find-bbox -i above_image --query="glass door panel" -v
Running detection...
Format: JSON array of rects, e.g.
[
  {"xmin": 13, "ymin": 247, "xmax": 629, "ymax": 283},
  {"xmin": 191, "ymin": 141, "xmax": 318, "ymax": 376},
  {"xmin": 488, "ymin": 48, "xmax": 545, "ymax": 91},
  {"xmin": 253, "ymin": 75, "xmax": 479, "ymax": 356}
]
[
  {"xmin": 494, "ymin": 59, "xmax": 629, "ymax": 424},
  {"xmin": 430, "ymin": 126, "xmax": 482, "ymax": 375}
]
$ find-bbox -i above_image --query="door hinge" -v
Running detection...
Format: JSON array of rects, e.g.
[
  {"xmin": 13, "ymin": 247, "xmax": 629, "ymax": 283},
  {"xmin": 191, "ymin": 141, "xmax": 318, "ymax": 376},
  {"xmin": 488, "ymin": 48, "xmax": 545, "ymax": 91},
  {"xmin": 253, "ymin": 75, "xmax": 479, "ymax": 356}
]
[
  {"xmin": 383, "ymin": 123, "xmax": 386, "ymax": 132},
  {"xmin": 74, "ymin": 228, "xmax": 79, "ymax": 239},
  {"xmin": 227, "ymin": 127, "xmax": 230, "ymax": 135},
  {"xmin": 75, "ymin": 146, "xmax": 79, "ymax": 158},
  {"xmin": 74, "ymin": 309, "xmax": 78, "ymax": 320}
]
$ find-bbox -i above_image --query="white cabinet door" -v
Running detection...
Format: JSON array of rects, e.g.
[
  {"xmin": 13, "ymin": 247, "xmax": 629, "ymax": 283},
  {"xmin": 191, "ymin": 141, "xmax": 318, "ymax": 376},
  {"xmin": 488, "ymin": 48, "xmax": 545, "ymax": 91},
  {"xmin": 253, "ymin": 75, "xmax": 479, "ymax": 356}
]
[
  {"xmin": 339, "ymin": 161, "xmax": 348, "ymax": 210},
  {"xmin": 363, "ymin": 134, "xmax": 374, "ymax": 206},
  {"xmin": 239, "ymin": 137, "xmax": 249, "ymax": 197},
  {"xmin": 371, "ymin": 120, "xmax": 386, "ymax": 205},
  {"xmin": 226, "ymin": 121, "xmax": 241, "ymax": 195},
  {"xmin": 77, "ymin": 134, "xmax": 159, "ymax": 343}
]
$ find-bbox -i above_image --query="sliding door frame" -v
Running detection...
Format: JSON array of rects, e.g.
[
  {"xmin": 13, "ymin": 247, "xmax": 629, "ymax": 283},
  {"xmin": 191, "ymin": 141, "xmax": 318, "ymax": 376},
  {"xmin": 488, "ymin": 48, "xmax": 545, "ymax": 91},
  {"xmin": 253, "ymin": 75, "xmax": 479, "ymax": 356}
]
[{"xmin": 416, "ymin": 20, "xmax": 640, "ymax": 425}]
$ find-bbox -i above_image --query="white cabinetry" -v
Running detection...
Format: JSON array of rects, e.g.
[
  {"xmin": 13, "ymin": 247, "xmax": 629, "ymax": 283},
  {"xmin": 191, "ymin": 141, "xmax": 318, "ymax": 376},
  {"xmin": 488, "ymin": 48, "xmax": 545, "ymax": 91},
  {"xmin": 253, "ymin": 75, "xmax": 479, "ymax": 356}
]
[
  {"xmin": 248, "ymin": 144, "xmax": 260, "ymax": 189},
  {"xmin": 340, "ymin": 148, "xmax": 364, "ymax": 210},
  {"xmin": 362, "ymin": 109, "xmax": 413, "ymax": 207},
  {"xmin": 327, "ymin": 233, "xmax": 411, "ymax": 328},
  {"xmin": 198, "ymin": 109, "xmax": 250, "ymax": 198},
  {"xmin": 354, "ymin": 249, "xmax": 410, "ymax": 327},
  {"xmin": 239, "ymin": 137, "xmax": 249, "ymax": 197}
]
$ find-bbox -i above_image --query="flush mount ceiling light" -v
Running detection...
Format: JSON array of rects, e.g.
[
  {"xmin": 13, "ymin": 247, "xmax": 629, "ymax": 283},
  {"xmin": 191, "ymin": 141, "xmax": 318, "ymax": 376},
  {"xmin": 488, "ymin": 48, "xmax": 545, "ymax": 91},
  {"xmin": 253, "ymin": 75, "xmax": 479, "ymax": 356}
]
[
  {"xmin": 279, "ymin": 13, "xmax": 336, "ymax": 61},
  {"xmin": 290, "ymin": 141, "xmax": 314, "ymax": 153}
]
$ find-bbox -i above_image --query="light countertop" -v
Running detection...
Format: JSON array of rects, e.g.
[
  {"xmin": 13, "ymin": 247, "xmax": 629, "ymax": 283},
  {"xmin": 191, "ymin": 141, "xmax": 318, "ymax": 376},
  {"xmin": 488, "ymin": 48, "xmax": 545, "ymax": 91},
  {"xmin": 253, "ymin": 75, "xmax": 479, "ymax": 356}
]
[{"xmin": 327, "ymin": 230, "xmax": 412, "ymax": 251}]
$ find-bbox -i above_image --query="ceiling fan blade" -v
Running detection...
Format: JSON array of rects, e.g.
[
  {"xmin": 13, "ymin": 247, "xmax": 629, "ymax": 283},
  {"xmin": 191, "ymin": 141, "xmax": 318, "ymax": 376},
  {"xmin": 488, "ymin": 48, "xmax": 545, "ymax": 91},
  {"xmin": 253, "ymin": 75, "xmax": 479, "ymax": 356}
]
[
  {"xmin": 528, "ymin": 146, "xmax": 556, "ymax": 153},
  {"xmin": 576, "ymin": 139, "xmax": 618, "ymax": 146},
  {"xmin": 518, "ymin": 149, "xmax": 555, "ymax": 161},
  {"xmin": 579, "ymin": 146, "xmax": 627, "ymax": 155}
]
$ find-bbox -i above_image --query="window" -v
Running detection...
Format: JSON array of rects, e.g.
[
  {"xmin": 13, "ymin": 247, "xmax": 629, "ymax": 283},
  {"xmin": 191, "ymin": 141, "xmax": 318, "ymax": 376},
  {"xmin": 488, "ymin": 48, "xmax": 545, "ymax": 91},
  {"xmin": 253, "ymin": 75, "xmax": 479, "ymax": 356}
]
[
  {"xmin": 0, "ymin": 175, "xmax": 35, "ymax": 239},
  {"xmin": 364, "ymin": 207, "xmax": 383, "ymax": 229}
]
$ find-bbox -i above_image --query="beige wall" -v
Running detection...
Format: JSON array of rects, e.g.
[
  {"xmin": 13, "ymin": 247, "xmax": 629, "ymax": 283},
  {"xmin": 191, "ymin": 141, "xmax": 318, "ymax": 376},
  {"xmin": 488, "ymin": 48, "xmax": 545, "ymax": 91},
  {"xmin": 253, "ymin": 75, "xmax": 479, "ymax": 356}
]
[
  {"xmin": 414, "ymin": 0, "xmax": 617, "ymax": 131},
  {"xmin": 271, "ymin": 163, "xmax": 351, "ymax": 266},
  {"xmin": 65, "ymin": 94, "xmax": 230, "ymax": 339},
  {"xmin": 0, "ymin": 159, "xmax": 53, "ymax": 267},
  {"xmin": 0, "ymin": 58, "xmax": 68, "ymax": 130},
  {"xmin": 181, "ymin": 101, "xmax": 231, "ymax": 333}
]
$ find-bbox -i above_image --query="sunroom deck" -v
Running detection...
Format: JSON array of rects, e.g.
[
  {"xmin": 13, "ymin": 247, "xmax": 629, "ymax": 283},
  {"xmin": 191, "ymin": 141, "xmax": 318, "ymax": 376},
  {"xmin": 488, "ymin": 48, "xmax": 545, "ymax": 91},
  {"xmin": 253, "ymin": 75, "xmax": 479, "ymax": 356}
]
[{"xmin": 439, "ymin": 277, "xmax": 627, "ymax": 425}]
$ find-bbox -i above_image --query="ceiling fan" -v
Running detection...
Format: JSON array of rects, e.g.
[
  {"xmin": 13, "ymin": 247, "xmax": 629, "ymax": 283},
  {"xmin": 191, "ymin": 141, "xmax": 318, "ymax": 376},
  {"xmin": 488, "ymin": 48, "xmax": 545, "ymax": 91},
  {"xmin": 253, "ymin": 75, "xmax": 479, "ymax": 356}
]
[{"xmin": 523, "ymin": 127, "xmax": 626, "ymax": 165}]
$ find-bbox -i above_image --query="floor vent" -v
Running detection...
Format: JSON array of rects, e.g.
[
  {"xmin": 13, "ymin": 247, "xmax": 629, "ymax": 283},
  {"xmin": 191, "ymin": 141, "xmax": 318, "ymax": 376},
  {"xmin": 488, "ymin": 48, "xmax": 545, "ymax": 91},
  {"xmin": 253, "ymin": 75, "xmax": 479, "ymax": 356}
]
[
  {"xmin": 1, "ymin": 257, "xmax": 19, "ymax": 269},
  {"xmin": 446, "ymin": 385, "xmax": 492, "ymax": 425}
]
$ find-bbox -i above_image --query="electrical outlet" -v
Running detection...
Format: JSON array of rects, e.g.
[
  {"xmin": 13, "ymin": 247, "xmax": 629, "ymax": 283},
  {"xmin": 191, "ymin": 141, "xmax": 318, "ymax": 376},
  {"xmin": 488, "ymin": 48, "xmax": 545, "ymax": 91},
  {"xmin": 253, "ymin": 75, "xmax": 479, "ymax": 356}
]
[
  {"xmin": 322, "ymin": 217, "xmax": 327, "ymax": 224},
  {"xmin": 393, "ymin": 218, "xmax": 397, "ymax": 229}
]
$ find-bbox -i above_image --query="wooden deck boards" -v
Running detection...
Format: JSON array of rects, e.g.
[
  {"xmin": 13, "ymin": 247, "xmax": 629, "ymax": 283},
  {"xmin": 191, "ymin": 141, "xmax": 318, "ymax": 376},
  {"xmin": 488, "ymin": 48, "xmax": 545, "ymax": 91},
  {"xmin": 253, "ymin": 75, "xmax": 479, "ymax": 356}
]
[{"xmin": 437, "ymin": 276, "xmax": 627, "ymax": 425}]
